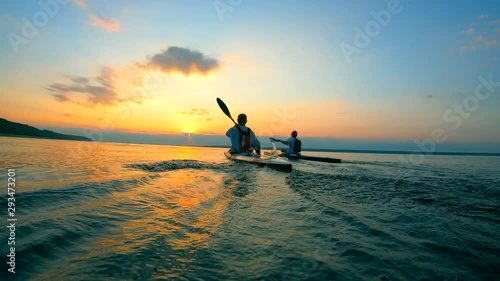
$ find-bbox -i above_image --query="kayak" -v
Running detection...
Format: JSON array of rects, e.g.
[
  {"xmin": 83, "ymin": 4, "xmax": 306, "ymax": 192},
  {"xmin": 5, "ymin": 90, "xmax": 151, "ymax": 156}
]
[
  {"xmin": 224, "ymin": 151, "xmax": 293, "ymax": 172},
  {"xmin": 279, "ymin": 152, "xmax": 342, "ymax": 163}
]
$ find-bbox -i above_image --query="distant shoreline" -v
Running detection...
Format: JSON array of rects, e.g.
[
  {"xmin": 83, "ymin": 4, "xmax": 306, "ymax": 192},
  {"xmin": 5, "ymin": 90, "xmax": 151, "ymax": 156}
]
[
  {"xmin": 2, "ymin": 134, "xmax": 499, "ymax": 156},
  {"xmin": 0, "ymin": 134, "xmax": 91, "ymax": 142},
  {"xmin": 0, "ymin": 118, "xmax": 92, "ymax": 142}
]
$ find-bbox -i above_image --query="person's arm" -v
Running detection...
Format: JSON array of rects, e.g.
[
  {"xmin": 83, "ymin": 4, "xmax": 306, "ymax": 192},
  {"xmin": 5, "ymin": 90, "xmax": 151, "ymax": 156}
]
[
  {"xmin": 278, "ymin": 139, "xmax": 289, "ymax": 145},
  {"xmin": 254, "ymin": 140, "xmax": 261, "ymax": 155},
  {"xmin": 271, "ymin": 137, "xmax": 289, "ymax": 145},
  {"xmin": 226, "ymin": 128, "xmax": 239, "ymax": 152},
  {"xmin": 252, "ymin": 132, "xmax": 261, "ymax": 155}
]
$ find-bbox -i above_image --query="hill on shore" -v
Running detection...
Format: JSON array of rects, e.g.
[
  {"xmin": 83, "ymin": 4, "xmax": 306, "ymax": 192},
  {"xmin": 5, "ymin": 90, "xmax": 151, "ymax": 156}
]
[{"xmin": 0, "ymin": 118, "xmax": 91, "ymax": 141}]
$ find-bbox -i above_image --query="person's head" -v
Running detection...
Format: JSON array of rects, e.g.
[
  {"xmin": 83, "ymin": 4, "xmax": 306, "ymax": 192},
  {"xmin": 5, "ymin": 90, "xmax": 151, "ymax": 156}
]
[
  {"xmin": 291, "ymin": 130, "xmax": 298, "ymax": 138},
  {"xmin": 237, "ymin": 113, "xmax": 247, "ymax": 125}
]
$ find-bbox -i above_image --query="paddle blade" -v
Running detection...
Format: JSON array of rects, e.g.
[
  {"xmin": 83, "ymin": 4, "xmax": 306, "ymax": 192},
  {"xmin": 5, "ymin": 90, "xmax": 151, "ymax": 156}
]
[
  {"xmin": 217, "ymin": 97, "xmax": 238, "ymax": 125},
  {"xmin": 216, "ymin": 97, "xmax": 232, "ymax": 118},
  {"xmin": 270, "ymin": 142, "xmax": 279, "ymax": 157}
]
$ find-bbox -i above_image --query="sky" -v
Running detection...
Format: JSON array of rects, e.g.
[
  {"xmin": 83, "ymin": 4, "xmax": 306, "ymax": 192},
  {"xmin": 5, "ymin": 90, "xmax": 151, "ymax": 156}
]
[{"xmin": 1, "ymin": 0, "xmax": 499, "ymax": 152}]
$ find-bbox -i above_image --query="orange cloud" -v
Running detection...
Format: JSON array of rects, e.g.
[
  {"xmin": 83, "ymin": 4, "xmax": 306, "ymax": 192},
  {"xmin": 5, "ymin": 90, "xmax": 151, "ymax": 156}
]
[
  {"xmin": 74, "ymin": 0, "xmax": 121, "ymax": 32},
  {"xmin": 46, "ymin": 46, "xmax": 220, "ymax": 107},
  {"xmin": 179, "ymin": 108, "xmax": 210, "ymax": 115},
  {"xmin": 74, "ymin": 0, "xmax": 88, "ymax": 9},
  {"xmin": 91, "ymin": 14, "xmax": 121, "ymax": 32}
]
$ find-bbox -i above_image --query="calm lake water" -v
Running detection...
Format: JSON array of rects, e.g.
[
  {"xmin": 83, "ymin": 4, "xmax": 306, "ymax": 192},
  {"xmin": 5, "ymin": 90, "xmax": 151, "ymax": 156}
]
[{"xmin": 0, "ymin": 136, "xmax": 499, "ymax": 280}]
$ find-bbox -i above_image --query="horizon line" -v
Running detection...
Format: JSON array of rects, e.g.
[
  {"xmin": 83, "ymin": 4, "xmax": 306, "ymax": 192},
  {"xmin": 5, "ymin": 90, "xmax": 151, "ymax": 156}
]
[{"xmin": 3, "ymin": 134, "xmax": 499, "ymax": 156}]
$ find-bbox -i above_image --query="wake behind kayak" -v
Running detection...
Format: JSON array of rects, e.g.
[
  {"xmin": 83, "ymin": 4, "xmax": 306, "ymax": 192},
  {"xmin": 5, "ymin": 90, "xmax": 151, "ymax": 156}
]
[{"xmin": 224, "ymin": 151, "xmax": 293, "ymax": 172}]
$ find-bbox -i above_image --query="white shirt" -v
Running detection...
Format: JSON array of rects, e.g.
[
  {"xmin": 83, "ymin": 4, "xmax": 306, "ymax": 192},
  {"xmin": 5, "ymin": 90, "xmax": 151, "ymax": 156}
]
[{"xmin": 226, "ymin": 125, "xmax": 260, "ymax": 153}]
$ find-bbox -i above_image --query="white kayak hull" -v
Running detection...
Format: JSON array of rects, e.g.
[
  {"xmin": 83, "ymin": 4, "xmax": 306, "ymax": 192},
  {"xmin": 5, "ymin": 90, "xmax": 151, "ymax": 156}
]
[{"xmin": 224, "ymin": 151, "xmax": 292, "ymax": 172}]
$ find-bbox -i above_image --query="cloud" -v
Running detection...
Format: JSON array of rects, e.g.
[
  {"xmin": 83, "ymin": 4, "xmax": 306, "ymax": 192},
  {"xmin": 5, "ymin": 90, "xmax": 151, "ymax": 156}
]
[
  {"xmin": 484, "ymin": 40, "xmax": 499, "ymax": 48},
  {"xmin": 91, "ymin": 14, "xmax": 121, "ymax": 32},
  {"xmin": 460, "ymin": 45, "xmax": 477, "ymax": 53},
  {"xmin": 47, "ymin": 82, "xmax": 117, "ymax": 106},
  {"xmin": 74, "ymin": 0, "xmax": 88, "ymax": 9},
  {"xmin": 70, "ymin": 76, "xmax": 90, "ymax": 84},
  {"xmin": 74, "ymin": 0, "xmax": 121, "ymax": 32},
  {"xmin": 143, "ymin": 47, "xmax": 219, "ymax": 76},
  {"xmin": 464, "ymin": 28, "xmax": 475, "ymax": 34},
  {"xmin": 46, "ymin": 46, "xmax": 220, "ymax": 107},
  {"xmin": 180, "ymin": 108, "xmax": 209, "ymax": 115},
  {"xmin": 46, "ymin": 68, "xmax": 142, "ymax": 106},
  {"xmin": 64, "ymin": 113, "xmax": 72, "ymax": 117},
  {"xmin": 461, "ymin": 16, "xmax": 500, "ymax": 53},
  {"xmin": 53, "ymin": 93, "xmax": 71, "ymax": 102}
]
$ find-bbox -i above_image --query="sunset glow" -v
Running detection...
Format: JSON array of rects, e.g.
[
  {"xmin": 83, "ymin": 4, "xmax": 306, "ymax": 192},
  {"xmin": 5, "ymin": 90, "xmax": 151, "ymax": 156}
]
[{"xmin": 1, "ymin": 0, "xmax": 499, "ymax": 151}]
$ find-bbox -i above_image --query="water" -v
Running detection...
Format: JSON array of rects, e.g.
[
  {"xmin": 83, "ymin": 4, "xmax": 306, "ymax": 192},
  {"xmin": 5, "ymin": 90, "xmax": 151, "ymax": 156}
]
[{"xmin": 0, "ymin": 136, "xmax": 499, "ymax": 280}]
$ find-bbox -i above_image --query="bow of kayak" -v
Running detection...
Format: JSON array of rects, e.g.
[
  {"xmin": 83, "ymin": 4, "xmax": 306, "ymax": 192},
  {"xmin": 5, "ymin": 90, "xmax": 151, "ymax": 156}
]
[{"xmin": 224, "ymin": 151, "xmax": 293, "ymax": 172}]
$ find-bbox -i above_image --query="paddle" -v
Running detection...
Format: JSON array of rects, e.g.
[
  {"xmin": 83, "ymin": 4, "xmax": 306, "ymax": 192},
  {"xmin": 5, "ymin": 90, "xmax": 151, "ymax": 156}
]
[
  {"xmin": 217, "ymin": 97, "xmax": 262, "ymax": 155},
  {"xmin": 217, "ymin": 97, "xmax": 239, "ymax": 153},
  {"xmin": 216, "ymin": 97, "xmax": 237, "ymax": 126},
  {"xmin": 270, "ymin": 142, "xmax": 279, "ymax": 157},
  {"xmin": 270, "ymin": 137, "xmax": 284, "ymax": 143}
]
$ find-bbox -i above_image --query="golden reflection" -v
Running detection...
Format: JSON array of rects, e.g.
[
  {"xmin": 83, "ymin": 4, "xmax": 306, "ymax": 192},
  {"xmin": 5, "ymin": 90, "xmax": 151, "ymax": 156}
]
[{"xmin": 91, "ymin": 170, "xmax": 235, "ymax": 256}]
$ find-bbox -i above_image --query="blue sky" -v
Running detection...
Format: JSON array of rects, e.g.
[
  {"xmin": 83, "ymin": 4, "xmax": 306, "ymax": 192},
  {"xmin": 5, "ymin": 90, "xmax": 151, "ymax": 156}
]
[{"xmin": 1, "ymin": 0, "xmax": 499, "ymax": 152}]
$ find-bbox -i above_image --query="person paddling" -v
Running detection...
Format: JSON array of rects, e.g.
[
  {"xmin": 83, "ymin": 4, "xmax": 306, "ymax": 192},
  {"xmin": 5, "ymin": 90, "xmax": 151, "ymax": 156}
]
[
  {"xmin": 271, "ymin": 130, "xmax": 302, "ymax": 155},
  {"xmin": 226, "ymin": 113, "xmax": 261, "ymax": 155}
]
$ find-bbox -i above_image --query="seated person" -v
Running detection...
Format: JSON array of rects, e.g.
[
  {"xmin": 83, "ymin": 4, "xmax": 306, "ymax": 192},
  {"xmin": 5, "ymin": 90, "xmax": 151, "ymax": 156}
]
[
  {"xmin": 226, "ymin": 113, "xmax": 261, "ymax": 155},
  {"xmin": 271, "ymin": 130, "xmax": 301, "ymax": 154}
]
